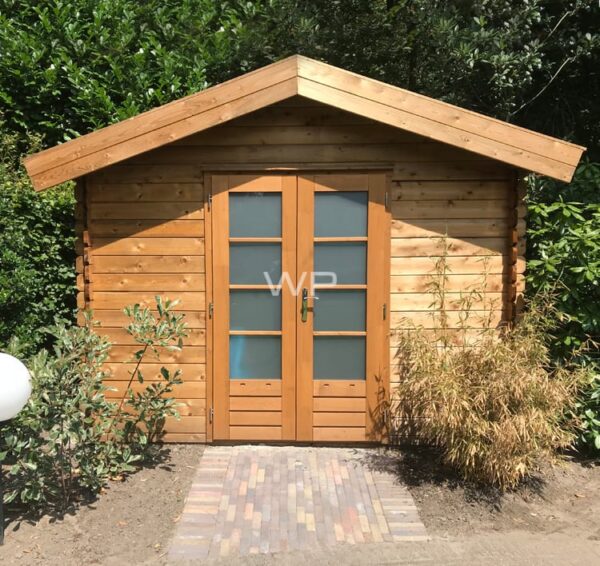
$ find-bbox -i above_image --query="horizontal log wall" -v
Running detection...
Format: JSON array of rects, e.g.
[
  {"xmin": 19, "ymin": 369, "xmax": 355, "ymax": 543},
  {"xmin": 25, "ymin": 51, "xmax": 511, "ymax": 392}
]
[
  {"xmin": 79, "ymin": 97, "xmax": 523, "ymax": 443},
  {"xmin": 81, "ymin": 169, "xmax": 206, "ymax": 443}
]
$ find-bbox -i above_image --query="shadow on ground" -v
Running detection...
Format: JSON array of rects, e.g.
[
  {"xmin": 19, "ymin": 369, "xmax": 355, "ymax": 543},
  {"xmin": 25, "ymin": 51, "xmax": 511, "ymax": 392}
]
[
  {"xmin": 360, "ymin": 445, "xmax": 547, "ymax": 509},
  {"xmin": 3, "ymin": 445, "xmax": 174, "ymax": 531}
]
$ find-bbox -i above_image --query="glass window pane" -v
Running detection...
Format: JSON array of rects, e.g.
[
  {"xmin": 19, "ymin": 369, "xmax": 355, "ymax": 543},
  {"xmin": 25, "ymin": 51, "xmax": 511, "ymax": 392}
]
[
  {"xmin": 230, "ymin": 290, "xmax": 281, "ymax": 331},
  {"xmin": 230, "ymin": 336, "xmax": 281, "ymax": 379},
  {"xmin": 314, "ymin": 242, "xmax": 366, "ymax": 285},
  {"xmin": 229, "ymin": 192, "xmax": 281, "ymax": 237},
  {"xmin": 315, "ymin": 191, "xmax": 368, "ymax": 237},
  {"xmin": 314, "ymin": 290, "xmax": 366, "ymax": 331},
  {"xmin": 230, "ymin": 243, "xmax": 281, "ymax": 285},
  {"xmin": 314, "ymin": 337, "xmax": 365, "ymax": 380}
]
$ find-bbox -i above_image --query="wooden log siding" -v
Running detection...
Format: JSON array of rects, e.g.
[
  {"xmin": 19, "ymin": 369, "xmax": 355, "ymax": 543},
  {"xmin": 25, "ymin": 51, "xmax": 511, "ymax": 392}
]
[
  {"xmin": 76, "ymin": 97, "xmax": 524, "ymax": 444},
  {"xmin": 80, "ymin": 171, "xmax": 207, "ymax": 443}
]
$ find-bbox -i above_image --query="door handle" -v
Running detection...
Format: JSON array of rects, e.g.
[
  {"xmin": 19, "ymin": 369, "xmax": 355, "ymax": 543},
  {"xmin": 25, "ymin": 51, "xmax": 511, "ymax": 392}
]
[{"xmin": 301, "ymin": 288, "xmax": 319, "ymax": 322}]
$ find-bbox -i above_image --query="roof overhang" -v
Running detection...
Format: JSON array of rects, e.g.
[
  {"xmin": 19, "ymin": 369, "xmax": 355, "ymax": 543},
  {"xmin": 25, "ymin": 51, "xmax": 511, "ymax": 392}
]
[{"xmin": 24, "ymin": 55, "xmax": 585, "ymax": 191}]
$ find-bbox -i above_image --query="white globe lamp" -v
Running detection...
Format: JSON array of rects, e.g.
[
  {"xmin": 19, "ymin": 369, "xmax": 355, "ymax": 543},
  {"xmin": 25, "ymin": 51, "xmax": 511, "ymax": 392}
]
[
  {"xmin": 0, "ymin": 353, "xmax": 32, "ymax": 422},
  {"xmin": 0, "ymin": 352, "xmax": 32, "ymax": 546}
]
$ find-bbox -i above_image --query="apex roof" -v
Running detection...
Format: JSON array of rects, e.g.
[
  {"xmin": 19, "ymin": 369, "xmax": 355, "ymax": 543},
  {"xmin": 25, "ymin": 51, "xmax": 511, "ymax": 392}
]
[{"xmin": 24, "ymin": 55, "xmax": 585, "ymax": 190}]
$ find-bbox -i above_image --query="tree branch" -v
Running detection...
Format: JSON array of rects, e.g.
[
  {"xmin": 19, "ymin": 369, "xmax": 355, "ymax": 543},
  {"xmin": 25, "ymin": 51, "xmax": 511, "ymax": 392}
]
[{"xmin": 509, "ymin": 57, "xmax": 574, "ymax": 118}]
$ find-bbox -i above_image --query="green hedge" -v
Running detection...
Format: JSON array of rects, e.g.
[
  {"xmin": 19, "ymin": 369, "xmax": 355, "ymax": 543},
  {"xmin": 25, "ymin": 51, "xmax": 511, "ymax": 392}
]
[{"xmin": 0, "ymin": 131, "xmax": 76, "ymax": 354}]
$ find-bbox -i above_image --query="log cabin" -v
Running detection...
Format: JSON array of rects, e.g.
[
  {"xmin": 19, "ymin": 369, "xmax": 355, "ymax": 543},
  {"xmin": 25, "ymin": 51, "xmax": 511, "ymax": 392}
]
[{"xmin": 24, "ymin": 55, "xmax": 585, "ymax": 444}]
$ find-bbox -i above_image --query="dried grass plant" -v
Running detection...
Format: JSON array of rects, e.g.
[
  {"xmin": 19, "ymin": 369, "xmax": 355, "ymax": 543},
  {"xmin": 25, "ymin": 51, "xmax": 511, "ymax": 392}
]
[{"xmin": 392, "ymin": 237, "xmax": 588, "ymax": 490}]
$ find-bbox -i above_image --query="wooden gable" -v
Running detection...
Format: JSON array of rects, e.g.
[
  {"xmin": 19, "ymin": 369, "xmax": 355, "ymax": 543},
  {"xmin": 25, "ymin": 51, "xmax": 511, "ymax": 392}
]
[{"xmin": 24, "ymin": 55, "xmax": 584, "ymax": 191}]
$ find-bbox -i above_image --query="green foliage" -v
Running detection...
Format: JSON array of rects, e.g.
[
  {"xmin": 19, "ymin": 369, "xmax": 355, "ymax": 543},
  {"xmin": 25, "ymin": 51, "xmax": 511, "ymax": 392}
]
[
  {"xmin": 393, "ymin": 246, "xmax": 589, "ymax": 489},
  {"xmin": 2, "ymin": 1, "xmax": 598, "ymax": 151},
  {"xmin": 0, "ymin": 127, "xmax": 76, "ymax": 354},
  {"xmin": 526, "ymin": 161, "xmax": 600, "ymax": 456},
  {"xmin": 115, "ymin": 296, "xmax": 188, "ymax": 447},
  {"xmin": 576, "ymin": 373, "xmax": 600, "ymax": 452},
  {"xmin": 527, "ymin": 164, "xmax": 600, "ymax": 353},
  {"xmin": 0, "ymin": 297, "xmax": 188, "ymax": 510},
  {"xmin": 1, "ymin": 319, "xmax": 121, "ymax": 507},
  {"xmin": 0, "ymin": 0, "xmax": 269, "ymax": 146}
]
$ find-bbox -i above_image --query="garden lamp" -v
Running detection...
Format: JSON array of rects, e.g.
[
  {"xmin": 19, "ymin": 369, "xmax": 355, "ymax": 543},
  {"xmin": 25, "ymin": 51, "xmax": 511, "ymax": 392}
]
[{"xmin": 0, "ymin": 352, "xmax": 32, "ymax": 545}]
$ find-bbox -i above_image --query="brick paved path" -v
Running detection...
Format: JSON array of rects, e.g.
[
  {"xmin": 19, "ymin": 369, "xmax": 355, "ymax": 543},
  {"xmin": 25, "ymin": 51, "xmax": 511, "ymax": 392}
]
[{"xmin": 168, "ymin": 445, "xmax": 427, "ymax": 561}]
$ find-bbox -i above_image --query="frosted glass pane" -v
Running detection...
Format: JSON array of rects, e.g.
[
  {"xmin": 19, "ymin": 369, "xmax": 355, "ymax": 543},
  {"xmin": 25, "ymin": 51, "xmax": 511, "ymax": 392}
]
[
  {"xmin": 315, "ymin": 191, "xmax": 368, "ymax": 237},
  {"xmin": 314, "ymin": 337, "xmax": 366, "ymax": 380},
  {"xmin": 229, "ymin": 192, "xmax": 281, "ymax": 237},
  {"xmin": 230, "ymin": 243, "xmax": 281, "ymax": 285},
  {"xmin": 314, "ymin": 242, "xmax": 366, "ymax": 284},
  {"xmin": 230, "ymin": 291, "xmax": 281, "ymax": 331},
  {"xmin": 230, "ymin": 336, "xmax": 281, "ymax": 379},
  {"xmin": 314, "ymin": 290, "xmax": 365, "ymax": 331}
]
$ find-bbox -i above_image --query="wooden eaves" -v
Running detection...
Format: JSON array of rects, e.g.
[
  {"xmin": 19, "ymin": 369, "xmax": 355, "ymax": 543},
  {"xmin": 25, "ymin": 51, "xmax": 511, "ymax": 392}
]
[{"xmin": 24, "ymin": 55, "xmax": 585, "ymax": 191}]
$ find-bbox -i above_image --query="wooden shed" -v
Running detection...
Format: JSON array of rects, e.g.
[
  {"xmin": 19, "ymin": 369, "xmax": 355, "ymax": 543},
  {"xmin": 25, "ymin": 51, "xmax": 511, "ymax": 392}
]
[{"xmin": 24, "ymin": 55, "xmax": 584, "ymax": 444}]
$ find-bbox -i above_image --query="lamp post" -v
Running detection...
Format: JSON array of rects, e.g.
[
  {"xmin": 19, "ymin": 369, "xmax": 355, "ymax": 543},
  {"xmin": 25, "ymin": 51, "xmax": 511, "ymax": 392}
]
[{"xmin": 0, "ymin": 353, "xmax": 32, "ymax": 545}]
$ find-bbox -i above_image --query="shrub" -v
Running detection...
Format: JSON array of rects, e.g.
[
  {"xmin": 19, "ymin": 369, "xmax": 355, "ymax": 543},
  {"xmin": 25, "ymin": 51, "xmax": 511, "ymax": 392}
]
[
  {"xmin": 392, "ymin": 244, "xmax": 589, "ymax": 490},
  {"xmin": 0, "ymin": 0, "xmax": 269, "ymax": 146},
  {"xmin": 527, "ymin": 161, "xmax": 600, "ymax": 456},
  {"xmin": 0, "ymin": 126, "xmax": 76, "ymax": 355},
  {"xmin": 0, "ymin": 296, "xmax": 187, "ymax": 510},
  {"xmin": 576, "ymin": 373, "xmax": 600, "ymax": 452},
  {"xmin": 527, "ymin": 164, "xmax": 600, "ymax": 356},
  {"xmin": 1, "ymin": 324, "xmax": 118, "ymax": 506},
  {"xmin": 113, "ymin": 297, "xmax": 187, "ymax": 447}
]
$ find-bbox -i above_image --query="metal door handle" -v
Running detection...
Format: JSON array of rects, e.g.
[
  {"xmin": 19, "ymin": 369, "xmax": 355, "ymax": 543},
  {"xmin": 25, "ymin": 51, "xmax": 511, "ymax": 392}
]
[{"xmin": 301, "ymin": 288, "xmax": 318, "ymax": 322}]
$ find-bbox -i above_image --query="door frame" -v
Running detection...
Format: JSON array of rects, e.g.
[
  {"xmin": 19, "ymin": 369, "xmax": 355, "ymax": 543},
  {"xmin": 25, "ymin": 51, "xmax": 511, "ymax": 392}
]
[{"xmin": 204, "ymin": 171, "xmax": 391, "ymax": 443}]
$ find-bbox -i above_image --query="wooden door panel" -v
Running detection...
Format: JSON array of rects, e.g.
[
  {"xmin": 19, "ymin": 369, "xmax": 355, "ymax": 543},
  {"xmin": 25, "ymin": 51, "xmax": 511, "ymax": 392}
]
[
  {"xmin": 230, "ymin": 426, "xmax": 283, "ymax": 441},
  {"xmin": 210, "ymin": 172, "xmax": 389, "ymax": 442},
  {"xmin": 229, "ymin": 411, "xmax": 282, "ymax": 426},
  {"xmin": 211, "ymin": 175, "xmax": 296, "ymax": 441},
  {"xmin": 297, "ymin": 173, "xmax": 389, "ymax": 443}
]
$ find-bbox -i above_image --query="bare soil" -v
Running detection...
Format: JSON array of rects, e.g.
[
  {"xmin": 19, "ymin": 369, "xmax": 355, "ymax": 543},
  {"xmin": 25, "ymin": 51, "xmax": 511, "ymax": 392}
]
[
  {"xmin": 369, "ymin": 446, "xmax": 600, "ymax": 541},
  {"xmin": 1, "ymin": 444, "xmax": 203, "ymax": 565},
  {"xmin": 1, "ymin": 444, "xmax": 599, "ymax": 565}
]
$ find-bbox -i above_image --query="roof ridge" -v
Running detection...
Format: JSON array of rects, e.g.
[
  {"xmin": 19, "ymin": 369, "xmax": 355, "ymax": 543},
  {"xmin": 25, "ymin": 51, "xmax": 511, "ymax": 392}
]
[{"xmin": 24, "ymin": 54, "xmax": 584, "ymax": 190}]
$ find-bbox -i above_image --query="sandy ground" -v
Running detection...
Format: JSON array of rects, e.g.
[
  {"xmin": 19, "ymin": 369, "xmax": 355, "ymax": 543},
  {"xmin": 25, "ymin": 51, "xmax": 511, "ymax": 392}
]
[
  {"xmin": 367, "ymin": 446, "xmax": 600, "ymax": 540},
  {"xmin": 1, "ymin": 445, "xmax": 599, "ymax": 565},
  {"xmin": 1, "ymin": 445, "xmax": 203, "ymax": 565}
]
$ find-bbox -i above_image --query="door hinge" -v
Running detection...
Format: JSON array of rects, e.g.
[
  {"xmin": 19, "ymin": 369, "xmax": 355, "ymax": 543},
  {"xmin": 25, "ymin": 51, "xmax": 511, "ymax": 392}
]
[
  {"xmin": 384, "ymin": 191, "xmax": 389, "ymax": 209},
  {"xmin": 208, "ymin": 302, "xmax": 214, "ymax": 318},
  {"xmin": 207, "ymin": 193, "xmax": 213, "ymax": 210},
  {"xmin": 209, "ymin": 407, "xmax": 214, "ymax": 424},
  {"xmin": 383, "ymin": 303, "xmax": 387, "ymax": 320}
]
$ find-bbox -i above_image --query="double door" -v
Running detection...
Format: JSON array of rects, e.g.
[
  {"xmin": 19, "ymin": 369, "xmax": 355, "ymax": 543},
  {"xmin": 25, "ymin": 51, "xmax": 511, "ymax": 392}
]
[{"xmin": 210, "ymin": 173, "xmax": 388, "ymax": 442}]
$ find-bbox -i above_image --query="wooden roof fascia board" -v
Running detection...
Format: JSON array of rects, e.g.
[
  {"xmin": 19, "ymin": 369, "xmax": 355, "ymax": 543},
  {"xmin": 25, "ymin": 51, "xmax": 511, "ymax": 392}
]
[
  {"xmin": 25, "ymin": 57, "xmax": 300, "ymax": 190},
  {"xmin": 25, "ymin": 55, "xmax": 299, "ymax": 177},
  {"xmin": 30, "ymin": 77, "xmax": 299, "ymax": 190},
  {"xmin": 297, "ymin": 77, "xmax": 576, "ymax": 182},
  {"xmin": 24, "ymin": 54, "xmax": 586, "ymax": 190},
  {"xmin": 297, "ymin": 56, "xmax": 585, "ymax": 169}
]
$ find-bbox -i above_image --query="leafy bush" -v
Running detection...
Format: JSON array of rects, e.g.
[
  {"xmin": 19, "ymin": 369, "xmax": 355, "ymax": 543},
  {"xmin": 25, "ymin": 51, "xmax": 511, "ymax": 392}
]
[
  {"xmin": 0, "ymin": 0, "xmax": 269, "ymax": 146},
  {"xmin": 576, "ymin": 374, "xmax": 600, "ymax": 452},
  {"xmin": 527, "ymin": 161, "xmax": 600, "ymax": 355},
  {"xmin": 0, "ymin": 127, "xmax": 76, "ymax": 354},
  {"xmin": 0, "ymin": 297, "xmax": 187, "ymax": 510},
  {"xmin": 115, "ymin": 297, "xmax": 187, "ymax": 447},
  {"xmin": 392, "ymin": 246, "xmax": 589, "ymax": 489},
  {"xmin": 527, "ymin": 161, "xmax": 600, "ymax": 455},
  {"xmin": 1, "ymin": 324, "xmax": 116, "ymax": 506}
]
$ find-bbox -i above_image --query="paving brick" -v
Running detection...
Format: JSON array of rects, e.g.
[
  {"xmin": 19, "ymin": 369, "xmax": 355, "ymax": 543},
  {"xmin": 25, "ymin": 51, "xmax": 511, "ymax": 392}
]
[{"xmin": 168, "ymin": 445, "xmax": 427, "ymax": 561}]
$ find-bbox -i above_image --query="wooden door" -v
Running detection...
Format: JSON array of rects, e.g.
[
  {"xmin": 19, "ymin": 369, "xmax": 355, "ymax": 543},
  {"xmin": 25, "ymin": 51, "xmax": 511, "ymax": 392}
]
[{"xmin": 211, "ymin": 173, "xmax": 388, "ymax": 442}]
